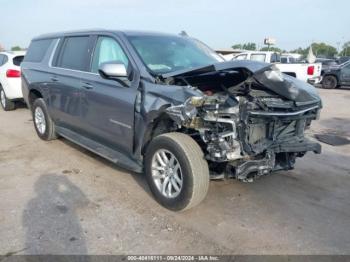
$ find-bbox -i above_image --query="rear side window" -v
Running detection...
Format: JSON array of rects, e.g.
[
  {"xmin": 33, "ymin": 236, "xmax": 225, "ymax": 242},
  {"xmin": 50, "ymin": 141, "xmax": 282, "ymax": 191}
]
[
  {"xmin": 235, "ymin": 54, "xmax": 247, "ymax": 60},
  {"xmin": 13, "ymin": 56, "xmax": 24, "ymax": 66},
  {"xmin": 270, "ymin": 53, "xmax": 281, "ymax": 63},
  {"xmin": 56, "ymin": 36, "xmax": 90, "ymax": 71},
  {"xmin": 0, "ymin": 55, "xmax": 8, "ymax": 66},
  {"xmin": 250, "ymin": 54, "xmax": 266, "ymax": 62},
  {"xmin": 24, "ymin": 39, "xmax": 53, "ymax": 63}
]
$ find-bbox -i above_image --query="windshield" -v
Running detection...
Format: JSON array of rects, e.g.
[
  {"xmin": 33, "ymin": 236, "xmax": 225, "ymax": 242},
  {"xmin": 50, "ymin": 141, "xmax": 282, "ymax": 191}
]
[{"xmin": 128, "ymin": 35, "xmax": 223, "ymax": 74}]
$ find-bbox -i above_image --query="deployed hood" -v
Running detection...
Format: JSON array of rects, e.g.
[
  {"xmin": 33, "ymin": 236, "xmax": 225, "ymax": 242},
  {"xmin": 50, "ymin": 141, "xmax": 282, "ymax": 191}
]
[{"xmin": 161, "ymin": 60, "xmax": 321, "ymax": 105}]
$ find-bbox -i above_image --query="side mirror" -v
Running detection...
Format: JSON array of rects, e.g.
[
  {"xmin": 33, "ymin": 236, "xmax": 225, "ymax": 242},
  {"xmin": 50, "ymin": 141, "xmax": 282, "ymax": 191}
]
[{"xmin": 98, "ymin": 62, "xmax": 128, "ymax": 79}]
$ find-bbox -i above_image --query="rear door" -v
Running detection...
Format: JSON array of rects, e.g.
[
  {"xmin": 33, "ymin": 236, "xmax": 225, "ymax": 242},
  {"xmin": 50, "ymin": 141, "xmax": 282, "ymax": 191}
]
[
  {"xmin": 79, "ymin": 35, "xmax": 138, "ymax": 154},
  {"xmin": 50, "ymin": 36, "xmax": 93, "ymax": 131}
]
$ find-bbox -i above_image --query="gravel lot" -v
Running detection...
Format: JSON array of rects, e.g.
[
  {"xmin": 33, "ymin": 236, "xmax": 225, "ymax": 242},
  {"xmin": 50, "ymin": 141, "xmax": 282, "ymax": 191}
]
[{"xmin": 0, "ymin": 88, "xmax": 349, "ymax": 255}]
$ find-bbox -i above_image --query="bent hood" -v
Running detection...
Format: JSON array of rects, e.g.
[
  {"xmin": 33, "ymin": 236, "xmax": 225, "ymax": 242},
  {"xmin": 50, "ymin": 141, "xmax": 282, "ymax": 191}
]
[{"xmin": 161, "ymin": 60, "xmax": 321, "ymax": 105}]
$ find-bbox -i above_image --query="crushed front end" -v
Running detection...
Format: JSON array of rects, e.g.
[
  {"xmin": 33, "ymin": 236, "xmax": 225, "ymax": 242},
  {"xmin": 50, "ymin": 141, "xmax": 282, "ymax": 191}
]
[{"xmin": 161, "ymin": 61, "xmax": 322, "ymax": 182}]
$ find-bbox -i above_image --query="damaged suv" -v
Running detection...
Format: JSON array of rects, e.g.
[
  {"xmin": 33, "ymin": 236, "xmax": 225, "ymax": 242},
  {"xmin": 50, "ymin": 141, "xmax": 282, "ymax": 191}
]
[{"xmin": 21, "ymin": 30, "xmax": 322, "ymax": 211}]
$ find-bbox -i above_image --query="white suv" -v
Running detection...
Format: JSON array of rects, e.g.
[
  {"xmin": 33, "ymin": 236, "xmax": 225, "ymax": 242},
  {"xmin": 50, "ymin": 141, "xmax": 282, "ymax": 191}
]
[{"xmin": 0, "ymin": 51, "xmax": 25, "ymax": 111}]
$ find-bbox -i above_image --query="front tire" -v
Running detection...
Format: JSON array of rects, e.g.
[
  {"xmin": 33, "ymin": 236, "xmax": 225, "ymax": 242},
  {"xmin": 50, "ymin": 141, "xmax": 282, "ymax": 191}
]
[
  {"xmin": 145, "ymin": 132, "xmax": 209, "ymax": 211},
  {"xmin": 0, "ymin": 86, "xmax": 15, "ymax": 111},
  {"xmin": 322, "ymin": 75, "xmax": 338, "ymax": 89},
  {"xmin": 32, "ymin": 98, "xmax": 57, "ymax": 141}
]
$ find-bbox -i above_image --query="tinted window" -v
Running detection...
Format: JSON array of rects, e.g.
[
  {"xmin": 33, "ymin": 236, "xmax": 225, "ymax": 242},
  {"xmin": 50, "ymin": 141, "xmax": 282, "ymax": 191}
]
[
  {"xmin": 91, "ymin": 37, "xmax": 129, "ymax": 73},
  {"xmin": 13, "ymin": 56, "xmax": 24, "ymax": 66},
  {"xmin": 270, "ymin": 53, "xmax": 281, "ymax": 63},
  {"xmin": 0, "ymin": 55, "xmax": 4, "ymax": 66},
  {"xmin": 24, "ymin": 39, "xmax": 53, "ymax": 63},
  {"xmin": 281, "ymin": 57, "xmax": 288, "ymax": 63},
  {"xmin": 57, "ymin": 36, "xmax": 90, "ymax": 71},
  {"xmin": 2, "ymin": 55, "xmax": 8, "ymax": 65}
]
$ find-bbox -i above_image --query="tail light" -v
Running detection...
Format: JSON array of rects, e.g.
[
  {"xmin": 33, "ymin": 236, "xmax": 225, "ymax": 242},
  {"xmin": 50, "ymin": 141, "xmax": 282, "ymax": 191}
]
[
  {"xmin": 6, "ymin": 69, "xmax": 21, "ymax": 78},
  {"xmin": 307, "ymin": 66, "xmax": 314, "ymax": 76}
]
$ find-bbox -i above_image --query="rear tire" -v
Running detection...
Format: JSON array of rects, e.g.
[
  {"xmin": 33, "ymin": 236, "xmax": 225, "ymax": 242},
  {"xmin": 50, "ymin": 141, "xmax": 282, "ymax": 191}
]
[
  {"xmin": 322, "ymin": 75, "xmax": 338, "ymax": 89},
  {"xmin": 32, "ymin": 98, "xmax": 57, "ymax": 141},
  {"xmin": 145, "ymin": 132, "xmax": 209, "ymax": 211},
  {"xmin": 0, "ymin": 86, "xmax": 15, "ymax": 111}
]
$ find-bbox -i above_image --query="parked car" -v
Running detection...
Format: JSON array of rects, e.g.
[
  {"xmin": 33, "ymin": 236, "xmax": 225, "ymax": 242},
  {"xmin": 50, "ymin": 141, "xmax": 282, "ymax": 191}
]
[
  {"xmin": 233, "ymin": 51, "xmax": 322, "ymax": 84},
  {"xmin": 336, "ymin": 56, "xmax": 350, "ymax": 65},
  {"xmin": 0, "ymin": 51, "xmax": 25, "ymax": 110},
  {"xmin": 322, "ymin": 61, "xmax": 350, "ymax": 89},
  {"xmin": 315, "ymin": 58, "xmax": 338, "ymax": 76},
  {"xmin": 21, "ymin": 30, "xmax": 322, "ymax": 211}
]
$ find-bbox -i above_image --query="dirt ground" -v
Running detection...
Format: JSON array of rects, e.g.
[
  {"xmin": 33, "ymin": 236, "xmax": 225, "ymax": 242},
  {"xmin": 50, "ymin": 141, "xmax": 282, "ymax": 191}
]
[{"xmin": 0, "ymin": 88, "xmax": 349, "ymax": 255}]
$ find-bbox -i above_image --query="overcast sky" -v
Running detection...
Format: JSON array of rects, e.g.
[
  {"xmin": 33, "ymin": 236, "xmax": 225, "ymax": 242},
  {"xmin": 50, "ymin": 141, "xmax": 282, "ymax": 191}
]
[{"xmin": 0, "ymin": 0, "xmax": 349, "ymax": 51}]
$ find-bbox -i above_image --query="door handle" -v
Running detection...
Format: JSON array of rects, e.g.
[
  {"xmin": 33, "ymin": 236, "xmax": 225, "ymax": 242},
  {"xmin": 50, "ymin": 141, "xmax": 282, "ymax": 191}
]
[
  {"xmin": 81, "ymin": 82, "xmax": 94, "ymax": 90},
  {"xmin": 51, "ymin": 76, "xmax": 59, "ymax": 82}
]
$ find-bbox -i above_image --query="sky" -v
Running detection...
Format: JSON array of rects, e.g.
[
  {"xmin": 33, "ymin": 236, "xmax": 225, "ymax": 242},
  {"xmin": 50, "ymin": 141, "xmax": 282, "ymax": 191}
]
[{"xmin": 0, "ymin": 0, "xmax": 349, "ymax": 51}]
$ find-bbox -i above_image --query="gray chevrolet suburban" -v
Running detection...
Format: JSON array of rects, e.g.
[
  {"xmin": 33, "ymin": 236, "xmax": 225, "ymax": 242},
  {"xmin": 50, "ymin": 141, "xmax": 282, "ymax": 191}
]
[{"xmin": 21, "ymin": 30, "xmax": 322, "ymax": 211}]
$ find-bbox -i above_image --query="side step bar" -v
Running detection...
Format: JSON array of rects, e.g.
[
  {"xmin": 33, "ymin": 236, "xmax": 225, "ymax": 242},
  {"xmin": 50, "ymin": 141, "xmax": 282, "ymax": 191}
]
[{"xmin": 56, "ymin": 126, "xmax": 143, "ymax": 173}]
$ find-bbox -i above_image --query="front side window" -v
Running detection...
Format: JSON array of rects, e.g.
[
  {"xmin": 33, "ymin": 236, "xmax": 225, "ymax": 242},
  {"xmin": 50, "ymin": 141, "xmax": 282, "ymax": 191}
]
[
  {"xmin": 250, "ymin": 54, "xmax": 266, "ymax": 62},
  {"xmin": 57, "ymin": 36, "xmax": 90, "ymax": 71},
  {"xmin": 91, "ymin": 37, "xmax": 129, "ymax": 73},
  {"xmin": 342, "ymin": 62, "xmax": 350, "ymax": 73}
]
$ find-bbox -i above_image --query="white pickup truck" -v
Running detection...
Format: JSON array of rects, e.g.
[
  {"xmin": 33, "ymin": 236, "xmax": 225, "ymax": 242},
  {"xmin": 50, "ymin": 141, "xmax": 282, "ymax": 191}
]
[{"xmin": 233, "ymin": 51, "xmax": 322, "ymax": 84}]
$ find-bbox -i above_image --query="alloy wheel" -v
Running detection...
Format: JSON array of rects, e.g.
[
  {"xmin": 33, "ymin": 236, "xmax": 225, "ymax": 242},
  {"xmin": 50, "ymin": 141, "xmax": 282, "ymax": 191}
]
[
  {"xmin": 34, "ymin": 107, "xmax": 46, "ymax": 134},
  {"xmin": 0, "ymin": 90, "xmax": 6, "ymax": 108},
  {"xmin": 151, "ymin": 149, "xmax": 183, "ymax": 198}
]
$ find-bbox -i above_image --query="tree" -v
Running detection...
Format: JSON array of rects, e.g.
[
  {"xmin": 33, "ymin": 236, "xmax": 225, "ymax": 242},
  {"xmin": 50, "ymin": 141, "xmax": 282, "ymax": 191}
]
[
  {"xmin": 340, "ymin": 41, "xmax": 350, "ymax": 56},
  {"xmin": 290, "ymin": 47, "xmax": 306, "ymax": 56},
  {"xmin": 231, "ymin": 42, "xmax": 256, "ymax": 51},
  {"xmin": 309, "ymin": 43, "xmax": 337, "ymax": 58},
  {"xmin": 232, "ymin": 44, "xmax": 242, "ymax": 49},
  {"xmin": 260, "ymin": 46, "xmax": 282, "ymax": 53},
  {"xmin": 242, "ymin": 42, "xmax": 256, "ymax": 51},
  {"xmin": 11, "ymin": 46, "xmax": 22, "ymax": 51}
]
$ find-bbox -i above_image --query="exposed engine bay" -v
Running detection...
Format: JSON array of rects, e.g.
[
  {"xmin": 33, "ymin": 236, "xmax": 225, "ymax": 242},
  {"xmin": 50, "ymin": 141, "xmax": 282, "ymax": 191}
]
[{"xmin": 160, "ymin": 61, "xmax": 322, "ymax": 182}]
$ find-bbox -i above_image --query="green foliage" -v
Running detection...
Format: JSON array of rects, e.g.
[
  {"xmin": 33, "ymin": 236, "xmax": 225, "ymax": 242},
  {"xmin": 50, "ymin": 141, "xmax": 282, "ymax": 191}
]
[
  {"xmin": 242, "ymin": 42, "xmax": 256, "ymax": 51},
  {"xmin": 260, "ymin": 46, "xmax": 282, "ymax": 52},
  {"xmin": 310, "ymin": 43, "xmax": 337, "ymax": 58},
  {"xmin": 232, "ymin": 44, "xmax": 242, "ymax": 49},
  {"xmin": 11, "ymin": 46, "xmax": 22, "ymax": 51},
  {"xmin": 290, "ymin": 47, "xmax": 305, "ymax": 55},
  {"xmin": 290, "ymin": 43, "xmax": 338, "ymax": 58},
  {"xmin": 232, "ymin": 42, "xmax": 256, "ymax": 51},
  {"xmin": 340, "ymin": 41, "xmax": 350, "ymax": 56}
]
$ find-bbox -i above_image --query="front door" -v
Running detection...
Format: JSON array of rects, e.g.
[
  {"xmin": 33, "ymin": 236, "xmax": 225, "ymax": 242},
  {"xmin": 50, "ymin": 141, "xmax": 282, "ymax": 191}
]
[
  {"xmin": 340, "ymin": 63, "xmax": 350, "ymax": 85},
  {"xmin": 79, "ymin": 36, "xmax": 138, "ymax": 155}
]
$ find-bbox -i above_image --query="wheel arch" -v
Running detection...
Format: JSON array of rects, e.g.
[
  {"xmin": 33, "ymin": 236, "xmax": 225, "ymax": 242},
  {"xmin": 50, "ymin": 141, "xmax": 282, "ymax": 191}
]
[
  {"xmin": 140, "ymin": 113, "xmax": 179, "ymax": 155},
  {"xmin": 323, "ymin": 73, "xmax": 339, "ymax": 82},
  {"xmin": 28, "ymin": 89, "xmax": 43, "ymax": 109}
]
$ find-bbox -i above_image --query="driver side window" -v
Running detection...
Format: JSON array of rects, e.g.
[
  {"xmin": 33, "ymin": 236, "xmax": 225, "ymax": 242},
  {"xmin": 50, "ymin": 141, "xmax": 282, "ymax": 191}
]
[{"xmin": 91, "ymin": 36, "xmax": 129, "ymax": 73}]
